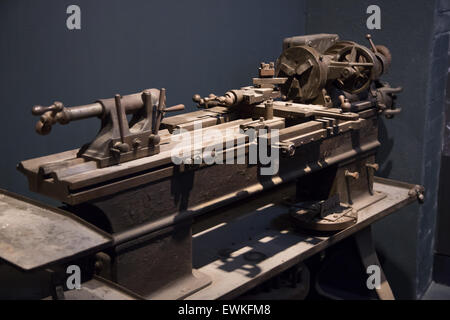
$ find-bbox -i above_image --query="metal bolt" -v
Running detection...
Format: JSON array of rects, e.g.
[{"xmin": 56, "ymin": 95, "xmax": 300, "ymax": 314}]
[
  {"xmin": 113, "ymin": 142, "xmax": 130, "ymax": 153},
  {"xmin": 418, "ymin": 193, "xmax": 425, "ymax": 203},
  {"xmin": 149, "ymin": 134, "xmax": 160, "ymax": 146},
  {"xmin": 365, "ymin": 163, "xmax": 379, "ymax": 171},
  {"xmin": 281, "ymin": 143, "xmax": 295, "ymax": 157},
  {"xmin": 94, "ymin": 260, "xmax": 103, "ymax": 273},
  {"xmin": 193, "ymin": 153, "xmax": 202, "ymax": 164},
  {"xmin": 264, "ymin": 99, "xmax": 274, "ymax": 120},
  {"xmin": 132, "ymin": 138, "xmax": 141, "ymax": 149},
  {"xmin": 345, "ymin": 170, "xmax": 359, "ymax": 180}
]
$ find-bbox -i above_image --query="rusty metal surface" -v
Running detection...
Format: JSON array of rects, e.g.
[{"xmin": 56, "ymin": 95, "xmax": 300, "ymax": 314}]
[
  {"xmin": 17, "ymin": 114, "xmax": 378, "ymax": 206},
  {"xmin": 18, "ymin": 35, "xmax": 401, "ymax": 209},
  {"xmin": 188, "ymin": 177, "xmax": 421, "ymax": 300},
  {"xmin": 31, "ymin": 89, "xmax": 184, "ymax": 167},
  {"xmin": 51, "ymin": 276, "xmax": 143, "ymax": 300},
  {"xmin": 11, "ymin": 34, "xmax": 412, "ymax": 300},
  {"xmin": 0, "ymin": 189, "xmax": 112, "ymax": 271}
]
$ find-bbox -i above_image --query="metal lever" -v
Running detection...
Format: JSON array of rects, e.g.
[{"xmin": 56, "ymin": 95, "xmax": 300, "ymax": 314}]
[
  {"xmin": 32, "ymin": 102, "xmax": 64, "ymax": 116},
  {"xmin": 33, "ymin": 102, "xmax": 65, "ymax": 135},
  {"xmin": 345, "ymin": 170, "xmax": 359, "ymax": 205},
  {"xmin": 339, "ymin": 95, "xmax": 351, "ymax": 112},
  {"xmin": 164, "ymin": 104, "xmax": 185, "ymax": 113},
  {"xmin": 114, "ymin": 95, "xmax": 127, "ymax": 144},
  {"xmin": 366, "ymin": 34, "xmax": 378, "ymax": 53},
  {"xmin": 154, "ymin": 88, "xmax": 185, "ymax": 135},
  {"xmin": 384, "ymin": 108, "xmax": 402, "ymax": 117},
  {"xmin": 110, "ymin": 94, "xmax": 130, "ymax": 155},
  {"xmin": 365, "ymin": 163, "xmax": 379, "ymax": 195},
  {"xmin": 375, "ymin": 84, "xmax": 403, "ymax": 119},
  {"xmin": 154, "ymin": 88, "xmax": 166, "ymax": 135},
  {"xmin": 142, "ymin": 90, "xmax": 154, "ymax": 132}
]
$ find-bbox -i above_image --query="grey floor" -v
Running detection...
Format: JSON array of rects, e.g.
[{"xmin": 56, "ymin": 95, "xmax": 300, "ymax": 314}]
[{"xmin": 422, "ymin": 282, "xmax": 450, "ymax": 300}]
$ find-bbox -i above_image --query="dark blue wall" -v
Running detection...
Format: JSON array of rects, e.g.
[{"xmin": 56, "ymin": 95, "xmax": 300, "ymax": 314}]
[{"xmin": 0, "ymin": 0, "xmax": 306, "ymax": 203}]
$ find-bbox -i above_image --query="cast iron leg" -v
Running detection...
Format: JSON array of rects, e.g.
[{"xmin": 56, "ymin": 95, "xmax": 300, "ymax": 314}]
[{"xmin": 354, "ymin": 226, "xmax": 395, "ymax": 300}]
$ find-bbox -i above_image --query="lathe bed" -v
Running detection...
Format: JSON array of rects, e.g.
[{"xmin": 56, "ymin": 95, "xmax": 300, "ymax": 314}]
[{"xmin": 45, "ymin": 177, "xmax": 418, "ymax": 300}]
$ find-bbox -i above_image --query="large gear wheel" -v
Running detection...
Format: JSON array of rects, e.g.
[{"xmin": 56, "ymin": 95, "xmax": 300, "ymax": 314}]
[{"xmin": 325, "ymin": 41, "xmax": 378, "ymax": 94}]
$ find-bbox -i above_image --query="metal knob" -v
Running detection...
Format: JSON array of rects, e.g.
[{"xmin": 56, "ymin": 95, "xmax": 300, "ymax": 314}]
[
  {"xmin": 345, "ymin": 170, "xmax": 359, "ymax": 180},
  {"xmin": 339, "ymin": 95, "xmax": 351, "ymax": 112},
  {"xmin": 366, "ymin": 34, "xmax": 378, "ymax": 53},
  {"xmin": 365, "ymin": 163, "xmax": 379, "ymax": 171},
  {"xmin": 32, "ymin": 101, "xmax": 64, "ymax": 116}
]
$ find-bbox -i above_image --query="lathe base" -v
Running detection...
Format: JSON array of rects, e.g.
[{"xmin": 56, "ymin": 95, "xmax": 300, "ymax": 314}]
[{"xmin": 145, "ymin": 269, "xmax": 212, "ymax": 300}]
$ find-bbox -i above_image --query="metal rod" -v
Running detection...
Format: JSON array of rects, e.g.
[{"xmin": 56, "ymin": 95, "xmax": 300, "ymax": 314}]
[
  {"xmin": 365, "ymin": 34, "xmax": 378, "ymax": 53},
  {"xmin": 114, "ymin": 94, "xmax": 126, "ymax": 143},
  {"xmin": 142, "ymin": 90, "xmax": 153, "ymax": 132},
  {"xmin": 265, "ymin": 99, "xmax": 274, "ymax": 120},
  {"xmin": 154, "ymin": 88, "xmax": 166, "ymax": 135}
]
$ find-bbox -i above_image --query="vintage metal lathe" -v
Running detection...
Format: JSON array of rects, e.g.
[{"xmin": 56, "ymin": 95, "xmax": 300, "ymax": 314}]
[{"xmin": 0, "ymin": 34, "xmax": 424, "ymax": 299}]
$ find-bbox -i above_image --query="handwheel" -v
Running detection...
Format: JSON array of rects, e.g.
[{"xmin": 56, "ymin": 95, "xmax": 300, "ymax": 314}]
[{"xmin": 325, "ymin": 41, "xmax": 378, "ymax": 94}]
